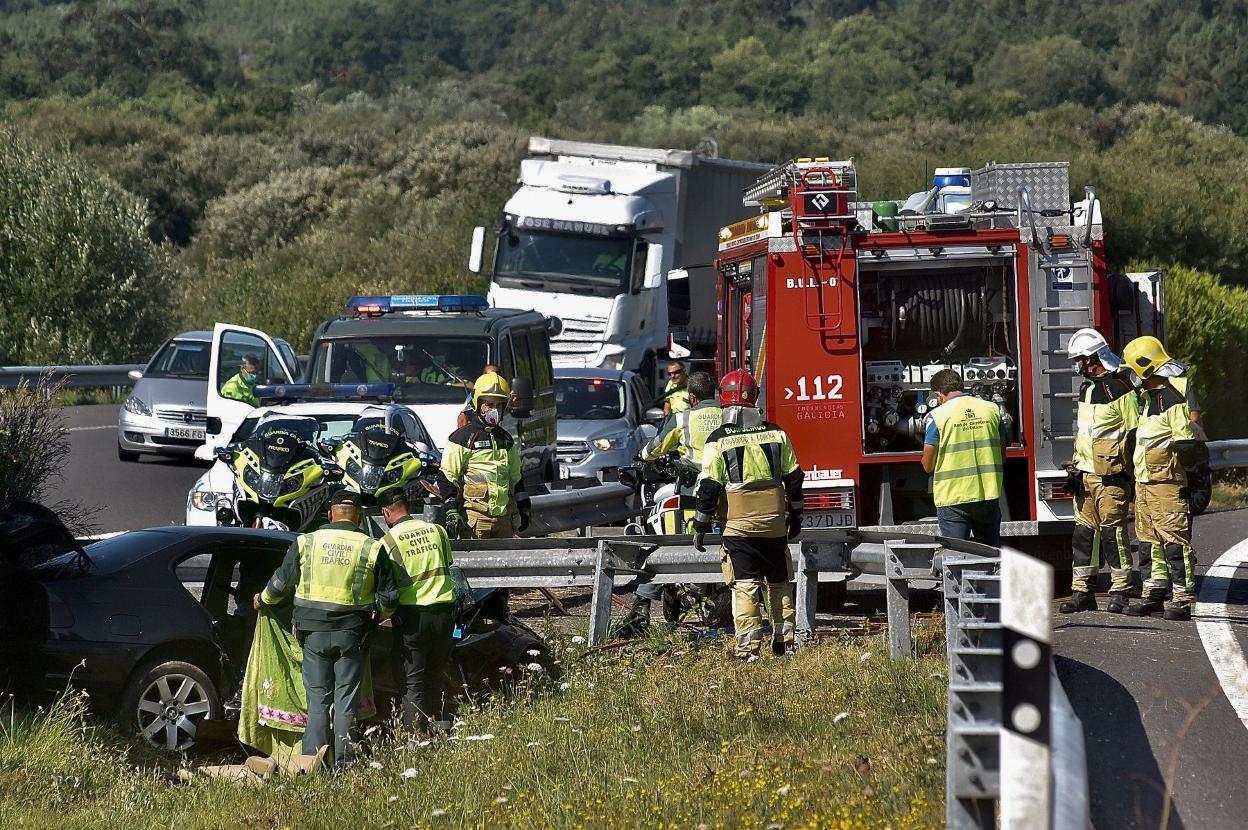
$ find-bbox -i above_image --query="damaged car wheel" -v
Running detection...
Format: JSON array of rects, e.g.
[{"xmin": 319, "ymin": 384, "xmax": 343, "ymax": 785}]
[{"xmin": 120, "ymin": 660, "xmax": 220, "ymax": 752}]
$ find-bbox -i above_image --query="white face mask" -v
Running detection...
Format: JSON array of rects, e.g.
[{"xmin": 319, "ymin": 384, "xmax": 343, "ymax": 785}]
[{"xmin": 481, "ymin": 407, "xmax": 502, "ymax": 425}]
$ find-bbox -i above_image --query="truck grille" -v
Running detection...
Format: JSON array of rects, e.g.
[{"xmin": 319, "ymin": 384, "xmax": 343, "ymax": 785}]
[
  {"xmin": 550, "ymin": 316, "xmax": 608, "ymax": 364},
  {"xmin": 804, "ymin": 489, "xmax": 855, "ymax": 511},
  {"xmin": 557, "ymin": 440, "xmax": 590, "ymax": 465},
  {"xmin": 154, "ymin": 407, "xmax": 208, "ymax": 426}
]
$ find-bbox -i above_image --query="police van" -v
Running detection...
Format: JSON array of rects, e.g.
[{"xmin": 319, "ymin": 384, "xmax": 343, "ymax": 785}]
[{"xmin": 199, "ymin": 295, "xmax": 559, "ymax": 489}]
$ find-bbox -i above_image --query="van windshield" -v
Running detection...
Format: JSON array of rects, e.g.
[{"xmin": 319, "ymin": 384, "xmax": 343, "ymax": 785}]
[{"xmin": 309, "ymin": 337, "xmax": 491, "ymax": 404}]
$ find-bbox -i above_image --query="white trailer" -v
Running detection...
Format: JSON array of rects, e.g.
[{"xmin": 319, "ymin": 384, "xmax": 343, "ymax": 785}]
[{"xmin": 471, "ymin": 137, "xmax": 771, "ymax": 389}]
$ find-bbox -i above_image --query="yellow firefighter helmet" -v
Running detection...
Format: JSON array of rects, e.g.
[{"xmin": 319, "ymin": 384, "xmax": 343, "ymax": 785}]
[
  {"xmin": 1123, "ymin": 335, "xmax": 1173, "ymax": 379},
  {"xmin": 472, "ymin": 372, "xmax": 511, "ymax": 409}
]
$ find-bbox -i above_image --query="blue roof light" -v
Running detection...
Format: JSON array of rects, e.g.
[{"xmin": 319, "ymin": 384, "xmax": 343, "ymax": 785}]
[{"xmin": 346, "ymin": 295, "xmax": 488, "ymax": 316}]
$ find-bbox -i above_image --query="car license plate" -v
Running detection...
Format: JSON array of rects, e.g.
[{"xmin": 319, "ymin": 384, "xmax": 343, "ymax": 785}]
[
  {"xmin": 558, "ymin": 464, "xmax": 570, "ymax": 479},
  {"xmin": 165, "ymin": 426, "xmax": 205, "ymax": 441},
  {"xmin": 801, "ymin": 510, "xmax": 856, "ymax": 529}
]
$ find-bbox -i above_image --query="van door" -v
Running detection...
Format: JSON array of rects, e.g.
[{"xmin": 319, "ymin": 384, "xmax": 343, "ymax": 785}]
[{"xmin": 202, "ymin": 323, "xmax": 298, "ymax": 458}]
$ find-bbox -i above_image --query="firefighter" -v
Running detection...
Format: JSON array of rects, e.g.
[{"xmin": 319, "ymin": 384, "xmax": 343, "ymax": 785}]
[
  {"xmin": 921, "ymin": 369, "xmax": 1007, "ymax": 546},
  {"xmin": 661, "ymin": 361, "xmax": 691, "ymax": 415},
  {"xmin": 1122, "ymin": 336, "xmax": 1200, "ymax": 620},
  {"xmin": 691, "ymin": 370, "xmax": 804, "ymax": 660},
  {"xmin": 1060, "ymin": 328, "xmax": 1139, "ymax": 614},
  {"xmin": 615, "ymin": 371, "xmax": 723, "ymax": 636},
  {"xmin": 438, "ymin": 372, "xmax": 530, "ymax": 539},
  {"xmin": 255, "ymin": 489, "xmax": 399, "ymax": 766},
  {"xmin": 379, "ymin": 489, "xmax": 455, "ymax": 734}
]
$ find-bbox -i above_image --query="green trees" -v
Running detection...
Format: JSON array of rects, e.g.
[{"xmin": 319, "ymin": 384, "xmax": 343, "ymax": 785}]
[{"xmin": 0, "ymin": 125, "xmax": 177, "ymax": 365}]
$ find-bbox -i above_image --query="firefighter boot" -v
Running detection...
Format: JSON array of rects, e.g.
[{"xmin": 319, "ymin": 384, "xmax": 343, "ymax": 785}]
[
  {"xmin": 767, "ymin": 582, "xmax": 797, "ymax": 655},
  {"xmin": 1059, "ymin": 591, "xmax": 1098, "ymax": 614},
  {"xmin": 730, "ymin": 579, "xmax": 767, "ymax": 660},
  {"xmin": 612, "ymin": 597, "xmax": 651, "ymax": 638},
  {"xmin": 1125, "ymin": 589, "xmax": 1168, "ymax": 617},
  {"xmin": 1163, "ymin": 543, "xmax": 1195, "ymax": 622},
  {"xmin": 1105, "ymin": 592, "xmax": 1131, "ymax": 614}
]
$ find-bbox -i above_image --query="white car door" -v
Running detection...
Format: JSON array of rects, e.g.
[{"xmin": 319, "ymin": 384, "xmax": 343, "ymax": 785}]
[{"xmin": 198, "ymin": 323, "xmax": 298, "ymax": 459}]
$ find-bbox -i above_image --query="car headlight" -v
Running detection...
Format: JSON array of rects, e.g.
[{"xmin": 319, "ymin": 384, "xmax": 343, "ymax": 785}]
[
  {"xmin": 123, "ymin": 396, "xmax": 151, "ymax": 417},
  {"xmin": 189, "ymin": 481, "xmax": 226, "ymax": 511},
  {"xmin": 592, "ymin": 431, "xmax": 631, "ymax": 451}
]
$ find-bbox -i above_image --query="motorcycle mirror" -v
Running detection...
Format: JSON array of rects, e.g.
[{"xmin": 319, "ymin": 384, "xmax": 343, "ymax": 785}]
[
  {"xmin": 617, "ymin": 466, "xmax": 641, "ymax": 491},
  {"xmin": 509, "ymin": 376, "xmax": 534, "ymax": 419}
]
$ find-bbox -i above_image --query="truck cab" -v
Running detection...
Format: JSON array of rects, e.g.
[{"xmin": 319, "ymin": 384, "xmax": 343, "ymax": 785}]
[{"xmin": 200, "ymin": 295, "xmax": 559, "ymax": 491}]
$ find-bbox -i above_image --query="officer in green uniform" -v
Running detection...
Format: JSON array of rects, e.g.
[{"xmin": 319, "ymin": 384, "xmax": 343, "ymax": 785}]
[
  {"xmin": 379, "ymin": 490, "xmax": 456, "ymax": 733},
  {"xmin": 661, "ymin": 362, "xmax": 691, "ymax": 415},
  {"xmin": 692, "ymin": 369, "xmax": 804, "ymax": 660},
  {"xmin": 1060, "ymin": 329, "xmax": 1140, "ymax": 614},
  {"xmin": 221, "ymin": 354, "xmax": 261, "ymax": 407},
  {"xmin": 1122, "ymin": 336, "xmax": 1200, "ymax": 621},
  {"xmin": 256, "ymin": 489, "xmax": 399, "ymax": 765},
  {"xmin": 438, "ymin": 372, "xmax": 530, "ymax": 539},
  {"xmin": 921, "ymin": 369, "xmax": 1007, "ymax": 546},
  {"xmin": 616, "ymin": 371, "xmax": 724, "ymax": 636}
]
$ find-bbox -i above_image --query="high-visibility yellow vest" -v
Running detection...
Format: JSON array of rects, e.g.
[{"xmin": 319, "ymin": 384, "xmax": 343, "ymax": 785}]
[
  {"xmin": 221, "ymin": 372, "xmax": 258, "ymax": 406},
  {"xmin": 931, "ymin": 394, "xmax": 1003, "ymax": 508},
  {"xmin": 1072, "ymin": 373, "xmax": 1138, "ymax": 475},
  {"xmin": 699, "ymin": 423, "xmax": 800, "ymax": 537},
  {"xmin": 679, "ymin": 404, "xmax": 722, "ymax": 464},
  {"xmin": 294, "ymin": 527, "xmax": 382, "ymax": 612},
  {"xmin": 441, "ymin": 424, "xmax": 521, "ymax": 517},
  {"xmin": 384, "ymin": 517, "xmax": 455, "ymax": 607},
  {"xmin": 1134, "ymin": 383, "xmax": 1194, "ymax": 483},
  {"xmin": 665, "ymin": 381, "xmax": 690, "ymax": 413}
]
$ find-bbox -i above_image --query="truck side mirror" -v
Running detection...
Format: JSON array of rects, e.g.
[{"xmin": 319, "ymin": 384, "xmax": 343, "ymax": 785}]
[
  {"xmin": 510, "ymin": 376, "xmax": 534, "ymax": 419},
  {"xmin": 469, "ymin": 226, "xmax": 485, "ymax": 274},
  {"xmin": 643, "ymin": 243, "xmax": 665, "ymax": 290}
]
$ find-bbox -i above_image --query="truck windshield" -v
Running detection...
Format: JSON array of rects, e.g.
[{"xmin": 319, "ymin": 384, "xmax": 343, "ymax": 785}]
[
  {"xmin": 556, "ymin": 378, "xmax": 626, "ymax": 420},
  {"xmin": 494, "ymin": 228, "xmax": 637, "ymax": 297},
  {"xmin": 309, "ymin": 336, "xmax": 490, "ymax": 404}
]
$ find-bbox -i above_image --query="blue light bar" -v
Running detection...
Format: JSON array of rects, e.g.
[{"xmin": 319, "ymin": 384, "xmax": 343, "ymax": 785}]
[
  {"xmin": 346, "ymin": 295, "xmax": 488, "ymax": 315},
  {"xmin": 256, "ymin": 383, "xmax": 396, "ymax": 400}
]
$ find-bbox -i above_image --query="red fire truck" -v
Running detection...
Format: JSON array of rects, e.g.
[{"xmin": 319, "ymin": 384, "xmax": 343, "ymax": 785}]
[{"xmin": 713, "ymin": 159, "xmax": 1164, "ymax": 547}]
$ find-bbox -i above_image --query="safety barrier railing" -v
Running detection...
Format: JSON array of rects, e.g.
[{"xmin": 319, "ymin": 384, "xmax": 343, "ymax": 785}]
[{"xmin": 0, "ymin": 364, "xmax": 144, "ymax": 389}]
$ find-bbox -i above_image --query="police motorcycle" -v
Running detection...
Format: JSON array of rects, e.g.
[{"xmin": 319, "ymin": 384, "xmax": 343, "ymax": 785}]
[
  {"xmin": 214, "ymin": 416, "xmax": 343, "ymax": 532},
  {"xmin": 618, "ymin": 452, "xmax": 732, "ymax": 628}
]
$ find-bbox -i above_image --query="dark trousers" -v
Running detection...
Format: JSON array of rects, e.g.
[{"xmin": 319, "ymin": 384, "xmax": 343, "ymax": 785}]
[
  {"xmin": 392, "ymin": 603, "xmax": 455, "ymax": 731},
  {"xmin": 937, "ymin": 499, "xmax": 1002, "ymax": 548},
  {"xmin": 299, "ymin": 628, "xmax": 366, "ymax": 764}
]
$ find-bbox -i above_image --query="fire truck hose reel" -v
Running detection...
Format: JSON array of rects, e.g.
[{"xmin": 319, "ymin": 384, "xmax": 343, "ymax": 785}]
[{"xmin": 888, "ymin": 276, "xmax": 991, "ymax": 351}]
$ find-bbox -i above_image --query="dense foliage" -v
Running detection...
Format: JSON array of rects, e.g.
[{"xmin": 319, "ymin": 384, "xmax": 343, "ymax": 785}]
[{"xmin": 1, "ymin": 1, "xmax": 1248, "ymax": 433}]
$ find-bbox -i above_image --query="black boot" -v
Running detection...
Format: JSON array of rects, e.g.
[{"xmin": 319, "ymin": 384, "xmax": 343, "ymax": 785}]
[
  {"xmin": 612, "ymin": 597, "xmax": 651, "ymax": 638},
  {"xmin": 1163, "ymin": 603, "xmax": 1192, "ymax": 621},
  {"xmin": 1059, "ymin": 591, "xmax": 1098, "ymax": 614},
  {"xmin": 1105, "ymin": 592, "xmax": 1130, "ymax": 614},
  {"xmin": 1125, "ymin": 591, "xmax": 1166, "ymax": 617}
]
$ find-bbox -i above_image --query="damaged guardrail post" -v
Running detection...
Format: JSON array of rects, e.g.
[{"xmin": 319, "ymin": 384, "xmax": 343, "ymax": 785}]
[
  {"xmin": 587, "ymin": 540, "xmax": 614, "ymax": 647},
  {"xmin": 795, "ymin": 537, "xmax": 848, "ymax": 641},
  {"xmin": 884, "ymin": 539, "xmax": 939, "ymax": 659}
]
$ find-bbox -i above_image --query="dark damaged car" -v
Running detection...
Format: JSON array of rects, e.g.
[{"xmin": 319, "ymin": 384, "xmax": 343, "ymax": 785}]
[{"xmin": 0, "ymin": 518, "xmax": 552, "ymax": 751}]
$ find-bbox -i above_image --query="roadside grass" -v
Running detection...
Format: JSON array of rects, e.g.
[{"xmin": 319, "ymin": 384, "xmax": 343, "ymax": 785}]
[
  {"xmin": 1210, "ymin": 469, "xmax": 1248, "ymax": 512},
  {"xmin": 0, "ymin": 624, "xmax": 947, "ymax": 829}
]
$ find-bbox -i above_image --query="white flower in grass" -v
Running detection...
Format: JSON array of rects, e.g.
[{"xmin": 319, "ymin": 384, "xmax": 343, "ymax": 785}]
[{"xmin": 402, "ymin": 768, "xmax": 418, "ymax": 779}]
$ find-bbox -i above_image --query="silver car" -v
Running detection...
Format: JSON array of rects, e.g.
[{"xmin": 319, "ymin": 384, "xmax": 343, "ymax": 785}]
[
  {"xmin": 554, "ymin": 368, "xmax": 658, "ymax": 483},
  {"xmin": 117, "ymin": 332, "xmax": 215, "ymax": 461}
]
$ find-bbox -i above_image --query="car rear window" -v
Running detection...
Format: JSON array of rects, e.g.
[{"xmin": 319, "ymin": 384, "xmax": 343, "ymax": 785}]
[{"xmin": 30, "ymin": 530, "xmax": 174, "ymax": 578}]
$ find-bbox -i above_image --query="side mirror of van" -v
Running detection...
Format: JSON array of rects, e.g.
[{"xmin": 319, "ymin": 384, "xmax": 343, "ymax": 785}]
[
  {"xmin": 642, "ymin": 243, "xmax": 665, "ymax": 290},
  {"xmin": 468, "ymin": 226, "xmax": 486, "ymax": 274},
  {"xmin": 510, "ymin": 376, "xmax": 534, "ymax": 419}
]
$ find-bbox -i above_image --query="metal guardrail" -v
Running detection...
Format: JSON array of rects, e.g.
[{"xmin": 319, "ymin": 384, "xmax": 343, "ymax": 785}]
[
  {"xmin": 522, "ymin": 484, "xmax": 638, "ymax": 537},
  {"xmin": 0, "ymin": 364, "xmax": 143, "ymax": 389},
  {"xmin": 1207, "ymin": 438, "xmax": 1248, "ymax": 470}
]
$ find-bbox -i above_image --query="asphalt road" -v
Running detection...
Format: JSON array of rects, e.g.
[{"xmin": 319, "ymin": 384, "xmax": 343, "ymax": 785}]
[
  {"xmin": 50, "ymin": 405, "xmax": 208, "ymax": 533},
  {"xmin": 1054, "ymin": 507, "xmax": 1248, "ymax": 830}
]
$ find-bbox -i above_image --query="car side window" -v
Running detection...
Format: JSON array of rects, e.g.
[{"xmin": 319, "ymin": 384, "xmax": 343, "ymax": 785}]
[
  {"xmin": 217, "ymin": 331, "xmax": 287, "ymax": 389},
  {"xmin": 512, "ymin": 330, "xmax": 533, "ymax": 383},
  {"xmin": 498, "ymin": 333, "xmax": 516, "ymax": 381},
  {"xmin": 529, "ymin": 329, "xmax": 553, "ymax": 390}
]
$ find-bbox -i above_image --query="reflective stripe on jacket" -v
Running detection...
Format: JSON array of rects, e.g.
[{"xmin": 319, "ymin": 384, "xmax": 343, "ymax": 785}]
[
  {"xmin": 643, "ymin": 400, "xmax": 723, "ymax": 464},
  {"xmin": 695, "ymin": 422, "xmax": 802, "ymax": 537},
  {"xmin": 384, "ymin": 516, "xmax": 455, "ymax": 606},
  {"xmin": 1134, "ymin": 382, "xmax": 1195, "ymax": 483},
  {"xmin": 931, "ymin": 394, "xmax": 1003, "ymax": 507},
  {"xmin": 439, "ymin": 418, "xmax": 524, "ymax": 517},
  {"xmin": 1072, "ymin": 373, "xmax": 1139, "ymax": 475},
  {"xmin": 293, "ymin": 527, "xmax": 382, "ymax": 612}
]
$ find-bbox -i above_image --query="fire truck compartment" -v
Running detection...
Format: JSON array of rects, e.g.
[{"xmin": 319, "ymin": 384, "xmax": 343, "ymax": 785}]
[{"xmin": 857, "ymin": 257, "xmax": 1022, "ymax": 455}]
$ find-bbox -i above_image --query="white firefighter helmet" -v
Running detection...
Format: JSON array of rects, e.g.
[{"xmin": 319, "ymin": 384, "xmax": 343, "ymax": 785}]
[{"xmin": 1067, "ymin": 328, "xmax": 1122, "ymax": 371}]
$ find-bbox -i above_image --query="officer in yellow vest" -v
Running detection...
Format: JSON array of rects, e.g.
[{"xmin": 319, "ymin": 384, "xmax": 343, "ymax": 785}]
[
  {"xmin": 921, "ymin": 369, "xmax": 1007, "ymax": 546},
  {"xmin": 438, "ymin": 372, "xmax": 530, "ymax": 539},
  {"xmin": 221, "ymin": 354, "xmax": 260, "ymax": 407},
  {"xmin": 661, "ymin": 362, "xmax": 691, "ymax": 415},
  {"xmin": 692, "ymin": 370, "xmax": 804, "ymax": 660},
  {"xmin": 1121, "ymin": 336, "xmax": 1200, "ymax": 621},
  {"xmin": 1060, "ymin": 329, "xmax": 1140, "ymax": 614},
  {"xmin": 379, "ymin": 489, "xmax": 456, "ymax": 733},
  {"xmin": 615, "ymin": 371, "xmax": 724, "ymax": 636},
  {"xmin": 255, "ymin": 489, "xmax": 399, "ymax": 766}
]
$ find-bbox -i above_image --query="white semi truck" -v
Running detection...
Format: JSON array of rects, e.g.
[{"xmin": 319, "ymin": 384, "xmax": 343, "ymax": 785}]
[{"xmin": 470, "ymin": 137, "xmax": 771, "ymax": 388}]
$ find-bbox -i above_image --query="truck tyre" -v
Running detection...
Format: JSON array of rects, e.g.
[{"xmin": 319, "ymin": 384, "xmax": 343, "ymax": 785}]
[{"xmin": 119, "ymin": 659, "xmax": 221, "ymax": 752}]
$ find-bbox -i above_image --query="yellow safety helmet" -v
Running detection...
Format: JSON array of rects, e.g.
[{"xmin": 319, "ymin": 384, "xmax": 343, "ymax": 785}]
[
  {"xmin": 472, "ymin": 372, "xmax": 511, "ymax": 409},
  {"xmin": 1123, "ymin": 335, "xmax": 1172, "ymax": 379}
]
